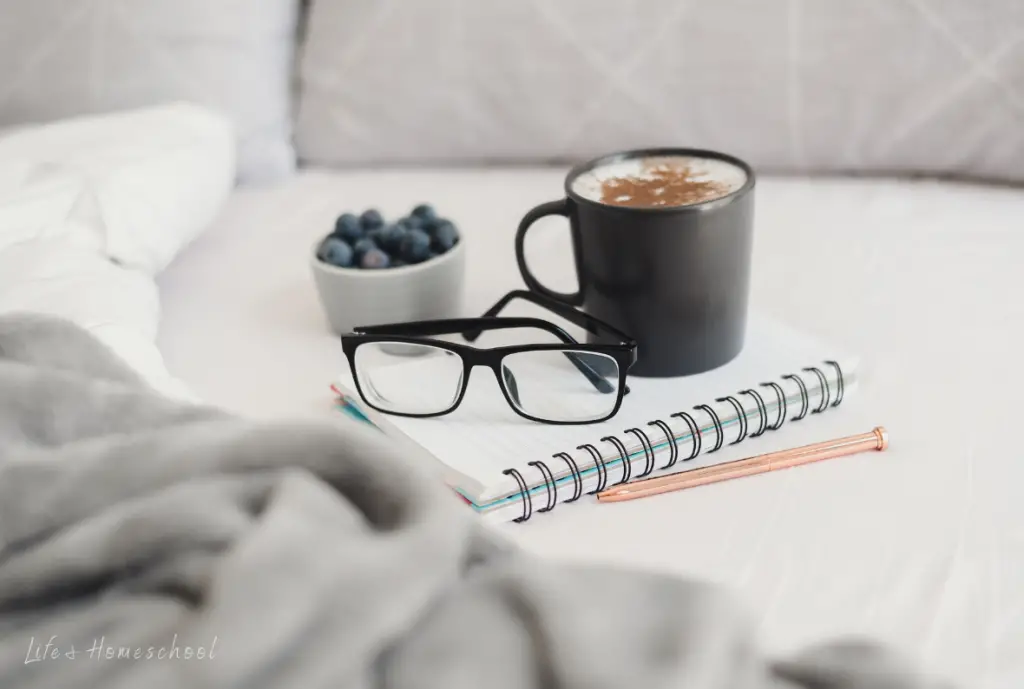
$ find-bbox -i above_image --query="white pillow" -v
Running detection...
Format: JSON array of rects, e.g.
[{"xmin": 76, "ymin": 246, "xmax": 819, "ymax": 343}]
[
  {"xmin": 0, "ymin": 103, "xmax": 235, "ymax": 274},
  {"xmin": 0, "ymin": 103, "xmax": 236, "ymax": 400},
  {"xmin": 295, "ymin": 0, "xmax": 1024, "ymax": 184},
  {"xmin": 0, "ymin": 0, "xmax": 298, "ymax": 185}
]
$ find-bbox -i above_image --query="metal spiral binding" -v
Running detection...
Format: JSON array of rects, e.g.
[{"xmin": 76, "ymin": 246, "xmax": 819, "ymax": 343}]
[
  {"xmin": 501, "ymin": 361, "xmax": 846, "ymax": 523},
  {"xmin": 670, "ymin": 410, "xmax": 702, "ymax": 461},
  {"xmin": 694, "ymin": 404, "xmax": 724, "ymax": 452},
  {"xmin": 577, "ymin": 444, "xmax": 608, "ymax": 494},
  {"xmin": 715, "ymin": 396, "xmax": 748, "ymax": 445},
  {"xmin": 739, "ymin": 389, "xmax": 768, "ymax": 437},
  {"xmin": 647, "ymin": 419, "xmax": 679, "ymax": 470},
  {"xmin": 825, "ymin": 360, "xmax": 845, "ymax": 406},
  {"xmin": 528, "ymin": 460, "xmax": 557, "ymax": 513},
  {"xmin": 782, "ymin": 373, "xmax": 810, "ymax": 421},
  {"xmin": 600, "ymin": 435, "xmax": 632, "ymax": 484},
  {"xmin": 802, "ymin": 366, "xmax": 831, "ymax": 413},
  {"xmin": 624, "ymin": 427, "xmax": 656, "ymax": 478},
  {"xmin": 552, "ymin": 451, "xmax": 583, "ymax": 503},
  {"xmin": 759, "ymin": 381, "xmax": 787, "ymax": 430},
  {"xmin": 502, "ymin": 468, "xmax": 531, "ymax": 523}
]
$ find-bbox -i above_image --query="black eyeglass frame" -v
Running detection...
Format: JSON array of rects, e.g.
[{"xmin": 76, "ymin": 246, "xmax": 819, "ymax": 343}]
[{"xmin": 340, "ymin": 290, "xmax": 637, "ymax": 425}]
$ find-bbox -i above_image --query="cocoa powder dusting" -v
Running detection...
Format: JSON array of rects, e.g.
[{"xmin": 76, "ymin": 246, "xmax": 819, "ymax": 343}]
[{"xmin": 599, "ymin": 162, "xmax": 732, "ymax": 208}]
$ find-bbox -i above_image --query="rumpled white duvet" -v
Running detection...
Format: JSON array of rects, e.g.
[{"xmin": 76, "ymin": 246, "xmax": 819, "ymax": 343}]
[{"xmin": 0, "ymin": 103, "xmax": 235, "ymax": 399}]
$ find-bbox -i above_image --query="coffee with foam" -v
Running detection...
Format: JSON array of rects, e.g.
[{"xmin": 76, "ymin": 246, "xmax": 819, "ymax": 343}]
[{"xmin": 571, "ymin": 155, "xmax": 747, "ymax": 209}]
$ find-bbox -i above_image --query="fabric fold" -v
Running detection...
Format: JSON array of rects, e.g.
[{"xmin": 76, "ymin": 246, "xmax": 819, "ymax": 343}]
[{"xmin": 0, "ymin": 314, "xmax": 950, "ymax": 689}]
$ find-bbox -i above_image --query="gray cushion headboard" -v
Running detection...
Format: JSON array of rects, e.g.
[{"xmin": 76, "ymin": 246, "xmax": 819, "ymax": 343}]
[
  {"xmin": 296, "ymin": 0, "xmax": 1024, "ymax": 183},
  {"xmin": 0, "ymin": 0, "xmax": 299, "ymax": 185}
]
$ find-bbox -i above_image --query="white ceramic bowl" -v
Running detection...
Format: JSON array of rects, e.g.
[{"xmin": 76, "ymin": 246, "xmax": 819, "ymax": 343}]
[{"xmin": 310, "ymin": 238, "xmax": 466, "ymax": 335}]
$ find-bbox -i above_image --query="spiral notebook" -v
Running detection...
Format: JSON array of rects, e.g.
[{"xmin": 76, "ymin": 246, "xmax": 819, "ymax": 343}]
[{"xmin": 333, "ymin": 316, "xmax": 859, "ymax": 524}]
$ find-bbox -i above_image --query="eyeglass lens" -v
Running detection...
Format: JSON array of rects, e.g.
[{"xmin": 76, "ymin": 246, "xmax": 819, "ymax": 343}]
[
  {"xmin": 500, "ymin": 350, "xmax": 620, "ymax": 422},
  {"xmin": 353, "ymin": 343, "xmax": 464, "ymax": 414}
]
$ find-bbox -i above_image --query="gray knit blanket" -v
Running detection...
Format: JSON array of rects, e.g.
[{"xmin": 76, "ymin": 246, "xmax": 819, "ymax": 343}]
[{"xmin": 0, "ymin": 314, "xmax": 949, "ymax": 689}]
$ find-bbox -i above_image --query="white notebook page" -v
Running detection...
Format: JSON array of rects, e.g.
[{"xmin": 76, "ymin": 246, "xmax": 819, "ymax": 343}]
[{"xmin": 336, "ymin": 316, "xmax": 857, "ymax": 506}]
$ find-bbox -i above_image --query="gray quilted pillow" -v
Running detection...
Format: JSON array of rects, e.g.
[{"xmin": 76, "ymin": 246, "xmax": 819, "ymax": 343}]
[
  {"xmin": 0, "ymin": 0, "xmax": 300, "ymax": 185},
  {"xmin": 296, "ymin": 0, "xmax": 1024, "ymax": 183}
]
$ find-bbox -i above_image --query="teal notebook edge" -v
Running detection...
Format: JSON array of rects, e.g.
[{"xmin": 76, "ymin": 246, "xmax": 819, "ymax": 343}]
[
  {"xmin": 334, "ymin": 392, "xmax": 375, "ymax": 427},
  {"xmin": 332, "ymin": 386, "xmax": 753, "ymax": 514},
  {"xmin": 333, "ymin": 388, "xmax": 481, "ymax": 509}
]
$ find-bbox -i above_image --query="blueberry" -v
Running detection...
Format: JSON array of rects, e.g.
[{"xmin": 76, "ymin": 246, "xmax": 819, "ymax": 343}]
[
  {"xmin": 376, "ymin": 223, "xmax": 407, "ymax": 253},
  {"xmin": 360, "ymin": 208, "xmax": 384, "ymax": 230},
  {"xmin": 425, "ymin": 217, "xmax": 450, "ymax": 235},
  {"xmin": 391, "ymin": 258, "xmax": 407, "ymax": 268},
  {"xmin": 352, "ymin": 237, "xmax": 377, "ymax": 262},
  {"xmin": 360, "ymin": 248, "xmax": 391, "ymax": 269},
  {"xmin": 401, "ymin": 215, "xmax": 425, "ymax": 230},
  {"xmin": 365, "ymin": 224, "xmax": 387, "ymax": 246},
  {"xmin": 399, "ymin": 228, "xmax": 432, "ymax": 264},
  {"xmin": 430, "ymin": 220, "xmax": 459, "ymax": 253},
  {"xmin": 333, "ymin": 213, "xmax": 362, "ymax": 243},
  {"xmin": 411, "ymin": 204, "xmax": 436, "ymax": 221},
  {"xmin": 318, "ymin": 237, "xmax": 353, "ymax": 268}
]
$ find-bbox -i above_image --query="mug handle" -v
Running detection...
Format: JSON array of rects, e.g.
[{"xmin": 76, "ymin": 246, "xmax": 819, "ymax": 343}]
[{"xmin": 514, "ymin": 199, "xmax": 583, "ymax": 306}]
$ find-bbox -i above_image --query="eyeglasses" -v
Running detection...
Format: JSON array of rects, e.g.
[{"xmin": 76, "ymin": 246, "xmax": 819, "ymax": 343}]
[{"xmin": 340, "ymin": 290, "xmax": 637, "ymax": 424}]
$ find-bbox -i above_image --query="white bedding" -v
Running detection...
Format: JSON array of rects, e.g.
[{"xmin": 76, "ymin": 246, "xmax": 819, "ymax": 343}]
[
  {"xmin": 157, "ymin": 168, "xmax": 1024, "ymax": 688},
  {"xmin": 0, "ymin": 103, "xmax": 235, "ymax": 400}
]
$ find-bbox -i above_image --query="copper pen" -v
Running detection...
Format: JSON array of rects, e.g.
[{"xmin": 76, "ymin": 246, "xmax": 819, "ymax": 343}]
[{"xmin": 596, "ymin": 426, "xmax": 889, "ymax": 503}]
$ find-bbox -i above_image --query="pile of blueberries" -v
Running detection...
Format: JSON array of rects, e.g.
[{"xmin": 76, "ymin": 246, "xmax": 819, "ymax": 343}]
[{"xmin": 316, "ymin": 205, "xmax": 460, "ymax": 269}]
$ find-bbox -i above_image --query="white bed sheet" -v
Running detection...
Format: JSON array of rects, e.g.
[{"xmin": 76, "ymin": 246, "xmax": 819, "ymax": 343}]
[{"xmin": 158, "ymin": 168, "xmax": 1024, "ymax": 688}]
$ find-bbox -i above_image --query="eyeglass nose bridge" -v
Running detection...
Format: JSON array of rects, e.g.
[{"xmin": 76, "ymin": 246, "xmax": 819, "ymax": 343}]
[{"xmin": 461, "ymin": 360, "xmax": 524, "ymax": 410}]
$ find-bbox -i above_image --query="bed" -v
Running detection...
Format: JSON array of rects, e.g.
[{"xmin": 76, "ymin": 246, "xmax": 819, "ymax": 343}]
[
  {"xmin": 4, "ymin": 0, "xmax": 1023, "ymax": 684},
  {"xmin": 156, "ymin": 167, "xmax": 1024, "ymax": 689}
]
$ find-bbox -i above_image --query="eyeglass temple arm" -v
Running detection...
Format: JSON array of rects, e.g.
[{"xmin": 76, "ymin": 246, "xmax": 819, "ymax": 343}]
[
  {"xmin": 473, "ymin": 290, "xmax": 636, "ymax": 345},
  {"xmin": 465, "ymin": 290, "xmax": 631, "ymax": 395},
  {"xmin": 464, "ymin": 318, "xmax": 615, "ymax": 395}
]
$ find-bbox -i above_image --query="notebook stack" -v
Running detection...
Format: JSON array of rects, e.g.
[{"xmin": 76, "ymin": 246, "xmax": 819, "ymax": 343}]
[{"xmin": 334, "ymin": 316, "xmax": 859, "ymax": 524}]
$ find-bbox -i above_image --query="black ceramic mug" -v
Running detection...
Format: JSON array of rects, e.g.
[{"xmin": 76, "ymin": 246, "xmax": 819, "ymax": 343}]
[{"xmin": 515, "ymin": 147, "xmax": 756, "ymax": 378}]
